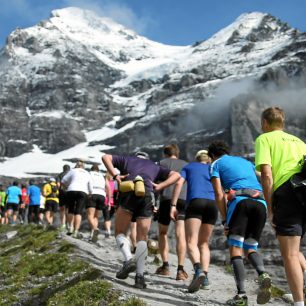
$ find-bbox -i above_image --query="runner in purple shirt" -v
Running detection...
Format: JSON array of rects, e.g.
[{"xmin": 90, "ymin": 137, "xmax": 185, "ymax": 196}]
[{"xmin": 102, "ymin": 151, "xmax": 180, "ymax": 289}]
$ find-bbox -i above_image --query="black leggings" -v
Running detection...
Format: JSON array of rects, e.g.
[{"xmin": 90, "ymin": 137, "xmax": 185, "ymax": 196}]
[{"xmin": 28, "ymin": 206, "xmax": 40, "ymax": 224}]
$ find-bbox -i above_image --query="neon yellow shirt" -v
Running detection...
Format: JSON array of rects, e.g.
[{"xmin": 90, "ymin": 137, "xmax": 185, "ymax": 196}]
[
  {"xmin": 43, "ymin": 183, "xmax": 59, "ymax": 203},
  {"xmin": 255, "ymin": 130, "xmax": 306, "ymax": 191}
]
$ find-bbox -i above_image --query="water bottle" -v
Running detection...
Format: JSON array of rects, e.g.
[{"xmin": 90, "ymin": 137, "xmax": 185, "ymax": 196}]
[{"xmin": 134, "ymin": 175, "xmax": 145, "ymax": 197}]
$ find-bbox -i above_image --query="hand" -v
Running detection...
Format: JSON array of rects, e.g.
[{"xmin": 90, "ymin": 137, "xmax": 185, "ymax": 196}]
[
  {"xmin": 268, "ymin": 212, "xmax": 276, "ymax": 229},
  {"xmin": 108, "ymin": 204, "xmax": 111, "ymax": 211},
  {"xmin": 151, "ymin": 182, "xmax": 163, "ymax": 192},
  {"xmin": 170, "ymin": 206, "xmax": 177, "ymax": 221},
  {"xmin": 116, "ymin": 174, "xmax": 129, "ymax": 184}
]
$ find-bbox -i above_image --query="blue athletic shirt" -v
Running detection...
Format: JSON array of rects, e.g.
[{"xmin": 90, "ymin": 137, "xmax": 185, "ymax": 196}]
[
  {"xmin": 180, "ymin": 162, "xmax": 215, "ymax": 204},
  {"xmin": 6, "ymin": 186, "xmax": 22, "ymax": 204},
  {"xmin": 27, "ymin": 185, "xmax": 41, "ymax": 205},
  {"xmin": 210, "ymin": 155, "xmax": 266, "ymax": 223}
]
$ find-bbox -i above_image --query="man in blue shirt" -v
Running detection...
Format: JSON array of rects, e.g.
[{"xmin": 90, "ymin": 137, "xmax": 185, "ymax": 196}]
[
  {"xmin": 208, "ymin": 140, "xmax": 271, "ymax": 306},
  {"xmin": 27, "ymin": 179, "xmax": 41, "ymax": 224},
  {"xmin": 6, "ymin": 181, "xmax": 22, "ymax": 225}
]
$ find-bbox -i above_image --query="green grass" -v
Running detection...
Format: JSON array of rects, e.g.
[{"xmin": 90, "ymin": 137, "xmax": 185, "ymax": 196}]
[{"xmin": 0, "ymin": 225, "xmax": 146, "ymax": 306}]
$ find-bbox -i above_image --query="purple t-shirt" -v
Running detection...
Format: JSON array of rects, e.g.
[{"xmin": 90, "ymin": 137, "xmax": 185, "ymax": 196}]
[{"xmin": 112, "ymin": 155, "xmax": 170, "ymax": 192}]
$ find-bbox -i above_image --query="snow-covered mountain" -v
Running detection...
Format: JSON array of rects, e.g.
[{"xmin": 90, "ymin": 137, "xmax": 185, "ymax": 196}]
[{"xmin": 0, "ymin": 7, "xmax": 306, "ymax": 177}]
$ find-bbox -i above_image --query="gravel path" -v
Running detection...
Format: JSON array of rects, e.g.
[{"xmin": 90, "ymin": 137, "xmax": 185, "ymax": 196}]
[{"xmin": 65, "ymin": 232, "xmax": 290, "ymax": 306}]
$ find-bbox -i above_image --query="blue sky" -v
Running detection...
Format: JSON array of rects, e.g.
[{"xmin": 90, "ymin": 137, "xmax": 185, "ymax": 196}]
[{"xmin": 1, "ymin": 0, "xmax": 306, "ymax": 47}]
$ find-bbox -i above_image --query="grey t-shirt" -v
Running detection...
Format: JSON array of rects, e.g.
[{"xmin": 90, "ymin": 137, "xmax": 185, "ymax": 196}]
[{"xmin": 160, "ymin": 158, "xmax": 187, "ymax": 201}]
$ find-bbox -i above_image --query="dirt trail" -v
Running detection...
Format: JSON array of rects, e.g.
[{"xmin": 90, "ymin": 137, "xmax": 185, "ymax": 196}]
[{"xmin": 65, "ymin": 232, "xmax": 289, "ymax": 306}]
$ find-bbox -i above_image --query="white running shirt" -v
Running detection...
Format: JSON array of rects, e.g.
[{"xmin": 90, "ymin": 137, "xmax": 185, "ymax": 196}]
[
  {"xmin": 89, "ymin": 171, "xmax": 106, "ymax": 197},
  {"xmin": 62, "ymin": 168, "xmax": 93, "ymax": 194}
]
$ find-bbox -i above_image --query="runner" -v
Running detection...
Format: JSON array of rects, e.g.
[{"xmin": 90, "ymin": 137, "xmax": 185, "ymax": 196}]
[
  {"xmin": 19, "ymin": 184, "xmax": 29, "ymax": 224},
  {"xmin": 0, "ymin": 184, "xmax": 7, "ymax": 224},
  {"xmin": 27, "ymin": 179, "xmax": 41, "ymax": 224},
  {"xmin": 57, "ymin": 164, "xmax": 71, "ymax": 231},
  {"xmin": 208, "ymin": 140, "xmax": 271, "ymax": 305},
  {"xmin": 61, "ymin": 160, "xmax": 93, "ymax": 239},
  {"xmin": 156, "ymin": 144, "xmax": 188, "ymax": 280},
  {"xmin": 6, "ymin": 181, "xmax": 22, "ymax": 225},
  {"xmin": 172, "ymin": 150, "xmax": 217, "ymax": 293},
  {"xmin": 255, "ymin": 107, "xmax": 306, "ymax": 306},
  {"xmin": 104, "ymin": 173, "xmax": 117, "ymax": 238},
  {"xmin": 43, "ymin": 178, "xmax": 59, "ymax": 226},
  {"xmin": 87, "ymin": 164, "xmax": 111, "ymax": 243},
  {"xmin": 102, "ymin": 151, "xmax": 180, "ymax": 289}
]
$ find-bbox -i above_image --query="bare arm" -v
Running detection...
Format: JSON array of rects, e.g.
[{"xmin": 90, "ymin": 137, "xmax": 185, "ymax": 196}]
[
  {"xmin": 170, "ymin": 176, "xmax": 185, "ymax": 221},
  {"xmin": 171, "ymin": 177, "xmax": 185, "ymax": 206},
  {"xmin": 211, "ymin": 177, "xmax": 227, "ymax": 222},
  {"xmin": 260, "ymin": 164, "xmax": 274, "ymax": 221},
  {"xmin": 105, "ymin": 178, "xmax": 112, "ymax": 210},
  {"xmin": 102, "ymin": 154, "xmax": 116, "ymax": 177},
  {"xmin": 152, "ymin": 171, "xmax": 180, "ymax": 192}
]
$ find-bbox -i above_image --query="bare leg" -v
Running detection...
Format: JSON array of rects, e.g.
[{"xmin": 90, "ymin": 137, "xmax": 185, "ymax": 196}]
[
  {"xmin": 185, "ymin": 218, "xmax": 201, "ymax": 264},
  {"xmin": 278, "ymin": 235, "xmax": 304, "ymax": 302},
  {"xmin": 158, "ymin": 223, "xmax": 169, "ymax": 262},
  {"xmin": 198, "ymin": 223, "xmax": 214, "ymax": 272},
  {"xmin": 175, "ymin": 220, "xmax": 186, "ymax": 266}
]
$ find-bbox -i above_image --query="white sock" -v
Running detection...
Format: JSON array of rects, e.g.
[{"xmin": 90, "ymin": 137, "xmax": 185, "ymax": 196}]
[
  {"xmin": 116, "ymin": 234, "xmax": 132, "ymax": 262},
  {"xmin": 135, "ymin": 240, "xmax": 148, "ymax": 275},
  {"xmin": 294, "ymin": 302, "xmax": 304, "ymax": 306}
]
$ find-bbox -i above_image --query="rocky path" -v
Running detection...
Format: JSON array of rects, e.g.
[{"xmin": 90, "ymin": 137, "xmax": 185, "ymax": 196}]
[{"xmin": 65, "ymin": 232, "xmax": 290, "ymax": 306}]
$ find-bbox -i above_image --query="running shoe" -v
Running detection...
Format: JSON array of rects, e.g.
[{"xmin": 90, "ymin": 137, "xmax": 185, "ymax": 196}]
[
  {"xmin": 226, "ymin": 295, "xmax": 248, "ymax": 306},
  {"xmin": 134, "ymin": 273, "xmax": 147, "ymax": 289},
  {"xmin": 71, "ymin": 231, "xmax": 83, "ymax": 239},
  {"xmin": 201, "ymin": 275, "xmax": 210, "ymax": 290},
  {"xmin": 91, "ymin": 229, "xmax": 99, "ymax": 243},
  {"xmin": 155, "ymin": 265, "xmax": 170, "ymax": 277},
  {"xmin": 116, "ymin": 258, "xmax": 136, "ymax": 279},
  {"xmin": 105, "ymin": 232, "xmax": 111, "ymax": 239},
  {"xmin": 188, "ymin": 270, "xmax": 205, "ymax": 293},
  {"xmin": 257, "ymin": 273, "xmax": 272, "ymax": 304},
  {"xmin": 176, "ymin": 269, "xmax": 188, "ymax": 281}
]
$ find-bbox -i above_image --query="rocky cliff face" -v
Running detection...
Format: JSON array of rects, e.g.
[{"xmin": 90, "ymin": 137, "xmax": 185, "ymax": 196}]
[{"xmin": 0, "ymin": 8, "xmax": 306, "ymax": 160}]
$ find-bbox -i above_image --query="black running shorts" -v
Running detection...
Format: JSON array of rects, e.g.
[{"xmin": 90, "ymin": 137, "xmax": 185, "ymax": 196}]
[
  {"xmin": 185, "ymin": 198, "xmax": 218, "ymax": 224},
  {"xmin": 158, "ymin": 199, "xmax": 185, "ymax": 225},
  {"xmin": 58, "ymin": 190, "xmax": 69, "ymax": 208},
  {"xmin": 45, "ymin": 200, "xmax": 59, "ymax": 213},
  {"xmin": 119, "ymin": 191, "xmax": 154, "ymax": 219},
  {"xmin": 272, "ymin": 179, "xmax": 306, "ymax": 236},
  {"xmin": 6, "ymin": 203, "xmax": 19, "ymax": 212},
  {"xmin": 66, "ymin": 191, "xmax": 88, "ymax": 215},
  {"xmin": 87, "ymin": 194, "xmax": 105, "ymax": 210},
  {"xmin": 228, "ymin": 199, "xmax": 266, "ymax": 244}
]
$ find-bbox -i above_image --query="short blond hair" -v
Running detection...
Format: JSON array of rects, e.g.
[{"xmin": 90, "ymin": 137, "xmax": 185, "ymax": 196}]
[
  {"xmin": 195, "ymin": 150, "xmax": 210, "ymax": 162},
  {"xmin": 262, "ymin": 107, "xmax": 285, "ymax": 129}
]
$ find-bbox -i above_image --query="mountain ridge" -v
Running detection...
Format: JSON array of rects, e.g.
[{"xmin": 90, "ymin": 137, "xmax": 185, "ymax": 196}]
[{"xmin": 0, "ymin": 7, "xmax": 305, "ymax": 176}]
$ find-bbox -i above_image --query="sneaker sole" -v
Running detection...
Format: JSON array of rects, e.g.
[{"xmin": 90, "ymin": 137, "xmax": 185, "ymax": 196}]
[
  {"xmin": 116, "ymin": 262, "xmax": 136, "ymax": 279},
  {"xmin": 188, "ymin": 275, "xmax": 205, "ymax": 293},
  {"xmin": 257, "ymin": 288, "xmax": 271, "ymax": 305},
  {"xmin": 201, "ymin": 284, "xmax": 210, "ymax": 290},
  {"xmin": 134, "ymin": 283, "xmax": 147, "ymax": 289},
  {"xmin": 155, "ymin": 273, "xmax": 171, "ymax": 278}
]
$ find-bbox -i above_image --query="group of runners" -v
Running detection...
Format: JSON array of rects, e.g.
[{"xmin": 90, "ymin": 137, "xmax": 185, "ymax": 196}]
[
  {"xmin": 102, "ymin": 106, "xmax": 306, "ymax": 306},
  {"xmin": 0, "ymin": 106, "xmax": 305, "ymax": 305},
  {"xmin": 0, "ymin": 162, "xmax": 117, "ymax": 241}
]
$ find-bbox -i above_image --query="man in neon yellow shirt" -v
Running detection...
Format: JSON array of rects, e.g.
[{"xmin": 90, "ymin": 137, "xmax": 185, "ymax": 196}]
[{"xmin": 255, "ymin": 106, "xmax": 306, "ymax": 306}]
